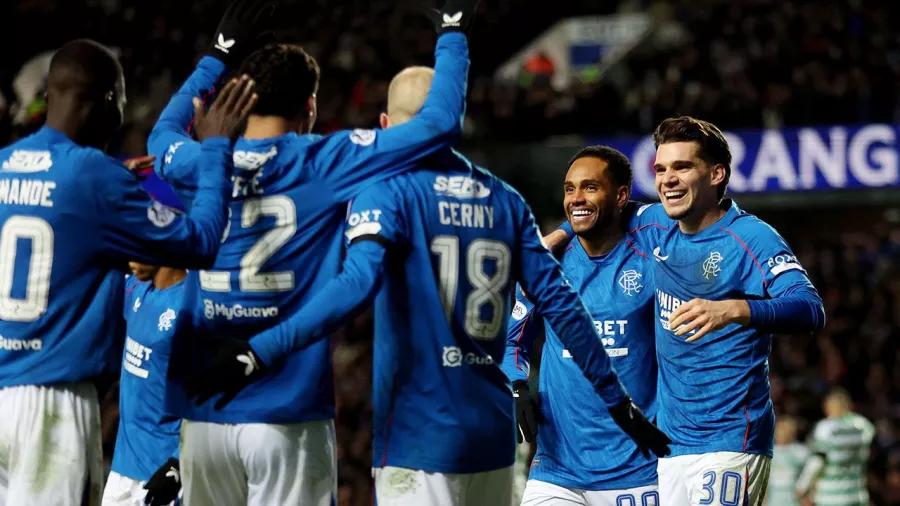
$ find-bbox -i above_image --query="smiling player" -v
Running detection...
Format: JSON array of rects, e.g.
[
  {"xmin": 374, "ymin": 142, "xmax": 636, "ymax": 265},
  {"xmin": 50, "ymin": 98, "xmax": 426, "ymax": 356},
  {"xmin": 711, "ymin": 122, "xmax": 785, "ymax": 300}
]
[
  {"xmin": 623, "ymin": 116, "xmax": 826, "ymax": 505},
  {"xmin": 503, "ymin": 146, "xmax": 661, "ymax": 506}
]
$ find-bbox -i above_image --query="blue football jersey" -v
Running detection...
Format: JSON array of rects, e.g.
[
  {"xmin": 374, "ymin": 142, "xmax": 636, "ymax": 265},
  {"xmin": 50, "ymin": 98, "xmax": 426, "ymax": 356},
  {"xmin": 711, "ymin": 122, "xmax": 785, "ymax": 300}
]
[
  {"xmin": 502, "ymin": 235, "xmax": 658, "ymax": 491},
  {"xmin": 148, "ymin": 34, "xmax": 470, "ymax": 424},
  {"xmin": 0, "ymin": 127, "xmax": 231, "ymax": 388},
  {"xmin": 330, "ymin": 154, "xmax": 627, "ymax": 474},
  {"xmin": 630, "ymin": 200, "xmax": 817, "ymax": 457},
  {"xmin": 111, "ymin": 276, "xmax": 183, "ymax": 482}
]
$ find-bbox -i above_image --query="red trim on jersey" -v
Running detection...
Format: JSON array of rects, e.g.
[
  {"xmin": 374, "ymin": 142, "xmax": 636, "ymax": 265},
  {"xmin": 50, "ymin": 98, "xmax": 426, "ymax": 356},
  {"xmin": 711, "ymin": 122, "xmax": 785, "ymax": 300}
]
[
  {"xmin": 629, "ymin": 222, "xmax": 668, "ymax": 234},
  {"xmin": 564, "ymin": 242, "xmax": 575, "ymax": 253},
  {"xmin": 625, "ymin": 239, "xmax": 648, "ymax": 259},
  {"xmin": 514, "ymin": 312, "xmax": 533, "ymax": 374},
  {"xmin": 721, "ymin": 227, "xmax": 768, "ymax": 289}
]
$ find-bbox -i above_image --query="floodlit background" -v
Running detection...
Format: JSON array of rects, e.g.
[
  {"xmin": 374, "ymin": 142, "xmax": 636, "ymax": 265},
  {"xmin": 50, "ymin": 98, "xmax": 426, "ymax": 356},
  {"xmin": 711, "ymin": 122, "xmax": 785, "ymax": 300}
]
[{"xmin": 6, "ymin": 1, "xmax": 900, "ymax": 504}]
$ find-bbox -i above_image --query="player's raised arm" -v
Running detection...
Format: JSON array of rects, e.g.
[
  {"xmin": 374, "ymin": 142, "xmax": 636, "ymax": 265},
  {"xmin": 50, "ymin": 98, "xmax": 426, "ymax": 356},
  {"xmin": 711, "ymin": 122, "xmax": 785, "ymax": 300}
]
[
  {"xmin": 310, "ymin": 1, "xmax": 477, "ymax": 199},
  {"xmin": 502, "ymin": 287, "xmax": 542, "ymax": 444},
  {"xmin": 668, "ymin": 219, "xmax": 826, "ymax": 342},
  {"xmin": 148, "ymin": 0, "xmax": 276, "ymax": 205},
  {"xmin": 515, "ymin": 201, "xmax": 672, "ymax": 458},
  {"xmin": 100, "ymin": 78, "xmax": 257, "ymax": 268}
]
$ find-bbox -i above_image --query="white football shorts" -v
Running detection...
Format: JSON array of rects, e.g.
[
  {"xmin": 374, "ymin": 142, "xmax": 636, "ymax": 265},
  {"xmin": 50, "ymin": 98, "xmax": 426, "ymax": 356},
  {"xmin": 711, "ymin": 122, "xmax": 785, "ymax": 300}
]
[
  {"xmin": 521, "ymin": 479, "xmax": 659, "ymax": 506},
  {"xmin": 179, "ymin": 418, "xmax": 336, "ymax": 506},
  {"xmin": 657, "ymin": 451, "xmax": 772, "ymax": 506},
  {"xmin": 374, "ymin": 465, "xmax": 514, "ymax": 506},
  {"xmin": 101, "ymin": 471, "xmax": 181, "ymax": 506},
  {"xmin": 0, "ymin": 382, "xmax": 104, "ymax": 506}
]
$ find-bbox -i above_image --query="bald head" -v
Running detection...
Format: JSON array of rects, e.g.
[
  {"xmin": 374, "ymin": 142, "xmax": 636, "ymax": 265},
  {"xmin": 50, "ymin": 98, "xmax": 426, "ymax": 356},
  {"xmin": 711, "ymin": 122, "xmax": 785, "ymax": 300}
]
[
  {"xmin": 824, "ymin": 387, "xmax": 852, "ymax": 418},
  {"xmin": 384, "ymin": 67, "xmax": 435, "ymax": 127}
]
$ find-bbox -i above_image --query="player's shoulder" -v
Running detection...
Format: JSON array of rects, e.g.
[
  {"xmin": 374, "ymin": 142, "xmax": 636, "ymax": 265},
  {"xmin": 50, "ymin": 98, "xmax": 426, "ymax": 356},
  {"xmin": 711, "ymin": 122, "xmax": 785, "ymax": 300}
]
[
  {"xmin": 626, "ymin": 201, "xmax": 670, "ymax": 233},
  {"xmin": 812, "ymin": 417, "xmax": 839, "ymax": 440},
  {"xmin": 722, "ymin": 200, "xmax": 783, "ymax": 240}
]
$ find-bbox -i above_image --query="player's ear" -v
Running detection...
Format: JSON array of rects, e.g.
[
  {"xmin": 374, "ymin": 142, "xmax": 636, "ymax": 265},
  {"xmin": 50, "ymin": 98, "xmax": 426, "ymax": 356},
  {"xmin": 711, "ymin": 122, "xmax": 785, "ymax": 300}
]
[
  {"xmin": 710, "ymin": 164, "xmax": 727, "ymax": 187},
  {"xmin": 616, "ymin": 185, "xmax": 630, "ymax": 210},
  {"xmin": 379, "ymin": 112, "xmax": 391, "ymax": 130}
]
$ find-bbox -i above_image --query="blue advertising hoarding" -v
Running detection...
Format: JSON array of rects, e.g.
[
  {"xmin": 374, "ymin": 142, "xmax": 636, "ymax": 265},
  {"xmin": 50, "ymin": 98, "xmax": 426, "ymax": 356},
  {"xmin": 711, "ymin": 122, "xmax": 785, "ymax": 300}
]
[{"xmin": 595, "ymin": 123, "xmax": 900, "ymax": 199}]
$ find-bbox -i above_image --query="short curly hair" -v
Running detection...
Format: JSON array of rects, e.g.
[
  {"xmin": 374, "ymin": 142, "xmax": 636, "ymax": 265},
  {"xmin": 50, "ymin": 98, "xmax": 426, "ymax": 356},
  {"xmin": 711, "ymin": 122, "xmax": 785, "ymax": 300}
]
[
  {"xmin": 238, "ymin": 43, "xmax": 320, "ymax": 119},
  {"xmin": 568, "ymin": 145, "xmax": 633, "ymax": 191}
]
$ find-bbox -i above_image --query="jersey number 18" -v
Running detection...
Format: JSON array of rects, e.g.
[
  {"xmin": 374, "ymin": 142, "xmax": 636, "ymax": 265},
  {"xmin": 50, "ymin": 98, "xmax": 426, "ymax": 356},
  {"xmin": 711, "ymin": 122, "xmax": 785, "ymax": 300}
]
[{"xmin": 431, "ymin": 236, "xmax": 510, "ymax": 341}]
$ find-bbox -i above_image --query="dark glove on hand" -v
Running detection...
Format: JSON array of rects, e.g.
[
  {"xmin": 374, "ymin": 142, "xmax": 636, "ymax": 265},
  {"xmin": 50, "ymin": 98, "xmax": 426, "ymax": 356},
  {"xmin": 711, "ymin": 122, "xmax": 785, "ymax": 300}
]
[
  {"xmin": 184, "ymin": 338, "xmax": 267, "ymax": 409},
  {"xmin": 513, "ymin": 380, "xmax": 540, "ymax": 444},
  {"xmin": 427, "ymin": 0, "xmax": 480, "ymax": 35},
  {"xmin": 208, "ymin": 0, "xmax": 278, "ymax": 67},
  {"xmin": 143, "ymin": 458, "xmax": 180, "ymax": 506},
  {"xmin": 608, "ymin": 398, "xmax": 672, "ymax": 458}
]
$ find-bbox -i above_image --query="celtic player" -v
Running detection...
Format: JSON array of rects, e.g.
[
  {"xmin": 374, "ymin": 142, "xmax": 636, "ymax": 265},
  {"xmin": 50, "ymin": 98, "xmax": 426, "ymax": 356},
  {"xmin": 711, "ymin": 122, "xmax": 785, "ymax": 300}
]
[
  {"xmin": 765, "ymin": 416, "xmax": 809, "ymax": 506},
  {"xmin": 796, "ymin": 388, "xmax": 875, "ymax": 506}
]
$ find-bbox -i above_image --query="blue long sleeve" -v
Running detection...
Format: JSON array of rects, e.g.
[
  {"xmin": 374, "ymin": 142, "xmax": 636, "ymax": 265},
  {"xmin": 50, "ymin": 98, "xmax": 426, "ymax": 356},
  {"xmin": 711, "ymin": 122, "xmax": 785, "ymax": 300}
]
[
  {"xmin": 517, "ymin": 208, "xmax": 628, "ymax": 407},
  {"xmin": 501, "ymin": 290, "xmax": 541, "ymax": 383},
  {"xmin": 311, "ymin": 32, "xmax": 470, "ymax": 200},
  {"xmin": 98, "ymin": 137, "xmax": 232, "ymax": 268},
  {"xmin": 249, "ymin": 241, "xmax": 388, "ymax": 365},
  {"xmin": 747, "ymin": 285, "xmax": 826, "ymax": 334},
  {"xmin": 148, "ymin": 56, "xmax": 226, "ymax": 207}
]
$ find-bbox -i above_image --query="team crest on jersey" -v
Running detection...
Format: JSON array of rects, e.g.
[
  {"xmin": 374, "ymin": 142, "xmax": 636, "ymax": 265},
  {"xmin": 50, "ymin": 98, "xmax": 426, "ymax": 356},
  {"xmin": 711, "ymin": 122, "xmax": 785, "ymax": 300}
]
[
  {"xmin": 618, "ymin": 269, "xmax": 643, "ymax": 296},
  {"xmin": 147, "ymin": 201, "xmax": 176, "ymax": 228},
  {"xmin": 349, "ymin": 129, "xmax": 376, "ymax": 146},
  {"xmin": 702, "ymin": 251, "xmax": 723, "ymax": 279},
  {"xmin": 158, "ymin": 308, "xmax": 176, "ymax": 331},
  {"xmin": 133, "ymin": 297, "xmax": 141, "ymax": 312}
]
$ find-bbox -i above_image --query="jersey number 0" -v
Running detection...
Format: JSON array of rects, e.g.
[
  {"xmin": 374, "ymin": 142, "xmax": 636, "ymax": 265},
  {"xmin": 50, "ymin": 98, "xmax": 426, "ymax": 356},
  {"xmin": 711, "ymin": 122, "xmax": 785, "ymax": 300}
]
[{"xmin": 0, "ymin": 216, "xmax": 53, "ymax": 322}]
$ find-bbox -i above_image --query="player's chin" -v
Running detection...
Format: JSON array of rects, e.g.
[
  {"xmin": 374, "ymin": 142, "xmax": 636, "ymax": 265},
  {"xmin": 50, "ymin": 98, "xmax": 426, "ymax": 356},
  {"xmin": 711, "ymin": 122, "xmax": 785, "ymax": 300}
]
[
  {"xmin": 569, "ymin": 216, "xmax": 597, "ymax": 235},
  {"xmin": 661, "ymin": 199, "xmax": 692, "ymax": 220}
]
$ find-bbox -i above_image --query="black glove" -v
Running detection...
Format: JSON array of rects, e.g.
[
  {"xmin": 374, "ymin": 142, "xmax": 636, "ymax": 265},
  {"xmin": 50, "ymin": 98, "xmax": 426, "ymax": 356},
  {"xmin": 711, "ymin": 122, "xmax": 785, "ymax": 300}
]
[
  {"xmin": 512, "ymin": 380, "xmax": 540, "ymax": 444},
  {"xmin": 184, "ymin": 338, "xmax": 267, "ymax": 409},
  {"xmin": 608, "ymin": 399, "xmax": 672, "ymax": 458},
  {"xmin": 208, "ymin": 0, "xmax": 278, "ymax": 67},
  {"xmin": 143, "ymin": 458, "xmax": 180, "ymax": 506},
  {"xmin": 427, "ymin": 0, "xmax": 480, "ymax": 35}
]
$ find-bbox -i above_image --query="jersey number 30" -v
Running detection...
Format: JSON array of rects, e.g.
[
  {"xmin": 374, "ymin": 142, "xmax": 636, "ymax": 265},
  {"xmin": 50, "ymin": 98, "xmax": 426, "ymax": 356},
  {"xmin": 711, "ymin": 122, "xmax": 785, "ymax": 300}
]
[
  {"xmin": 0, "ymin": 216, "xmax": 53, "ymax": 322},
  {"xmin": 431, "ymin": 236, "xmax": 510, "ymax": 341}
]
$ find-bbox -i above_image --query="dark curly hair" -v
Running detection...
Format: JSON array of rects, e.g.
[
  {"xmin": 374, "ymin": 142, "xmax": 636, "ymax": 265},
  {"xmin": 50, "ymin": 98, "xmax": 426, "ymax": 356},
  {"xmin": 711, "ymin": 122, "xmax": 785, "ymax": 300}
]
[
  {"xmin": 568, "ymin": 145, "xmax": 633, "ymax": 191},
  {"xmin": 238, "ymin": 43, "xmax": 320, "ymax": 119}
]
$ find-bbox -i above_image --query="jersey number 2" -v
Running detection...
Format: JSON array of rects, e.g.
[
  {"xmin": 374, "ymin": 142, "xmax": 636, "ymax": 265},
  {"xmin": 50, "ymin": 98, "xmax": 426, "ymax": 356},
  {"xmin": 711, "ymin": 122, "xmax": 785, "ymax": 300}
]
[
  {"xmin": 431, "ymin": 236, "xmax": 511, "ymax": 341},
  {"xmin": 200, "ymin": 195, "xmax": 297, "ymax": 292},
  {"xmin": 0, "ymin": 216, "xmax": 53, "ymax": 322}
]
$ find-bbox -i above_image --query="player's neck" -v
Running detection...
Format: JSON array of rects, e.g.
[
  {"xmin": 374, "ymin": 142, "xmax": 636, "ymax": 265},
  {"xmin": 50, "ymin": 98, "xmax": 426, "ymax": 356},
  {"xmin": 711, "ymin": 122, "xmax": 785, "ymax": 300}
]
[
  {"xmin": 677, "ymin": 203, "xmax": 727, "ymax": 235},
  {"xmin": 45, "ymin": 106, "xmax": 104, "ymax": 149},
  {"xmin": 577, "ymin": 225, "xmax": 624, "ymax": 257},
  {"xmin": 243, "ymin": 115, "xmax": 304, "ymax": 139},
  {"xmin": 153, "ymin": 267, "xmax": 186, "ymax": 290}
]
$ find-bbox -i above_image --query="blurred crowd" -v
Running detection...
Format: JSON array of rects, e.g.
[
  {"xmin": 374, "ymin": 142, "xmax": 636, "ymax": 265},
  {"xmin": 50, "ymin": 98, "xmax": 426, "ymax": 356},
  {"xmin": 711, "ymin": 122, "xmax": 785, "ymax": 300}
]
[
  {"xmin": 7, "ymin": 0, "xmax": 900, "ymax": 147},
  {"xmin": 7, "ymin": 0, "xmax": 900, "ymax": 504},
  {"xmin": 762, "ymin": 208, "xmax": 900, "ymax": 506}
]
